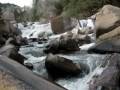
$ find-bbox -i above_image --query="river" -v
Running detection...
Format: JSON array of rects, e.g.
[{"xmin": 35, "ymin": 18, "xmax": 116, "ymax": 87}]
[{"xmin": 19, "ymin": 22, "xmax": 107, "ymax": 90}]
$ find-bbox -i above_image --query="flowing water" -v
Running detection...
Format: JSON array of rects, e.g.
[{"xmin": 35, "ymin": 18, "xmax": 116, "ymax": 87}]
[
  {"xmin": 19, "ymin": 22, "xmax": 107, "ymax": 90},
  {"xmin": 19, "ymin": 43, "xmax": 107, "ymax": 90}
]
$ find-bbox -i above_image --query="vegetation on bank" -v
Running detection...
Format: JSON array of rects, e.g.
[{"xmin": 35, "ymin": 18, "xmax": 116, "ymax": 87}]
[
  {"xmin": 32, "ymin": 0, "xmax": 120, "ymax": 20},
  {"xmin": 0, "ymin": 3, "xmax": 32, "ymax": 22},
  {"xmin": 54, "ymin": 0, "xmax": 120, "ymax": 18},
  {"xmin": 0, "ymin": 0, "xmax": 120, "ymax": 22}
]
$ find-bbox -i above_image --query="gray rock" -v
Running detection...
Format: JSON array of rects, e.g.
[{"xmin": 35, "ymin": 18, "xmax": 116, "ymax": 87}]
[
  {"xmin": 45, "ymin": 54, "xmax": 81, "ymax": 79},
  {"xmin": 89, "ymin": 53, "xmax": 120, "ymax": 90},
  {"xmin": 95, "ymin": 5, "xmax": 120, "ymax": 38}
]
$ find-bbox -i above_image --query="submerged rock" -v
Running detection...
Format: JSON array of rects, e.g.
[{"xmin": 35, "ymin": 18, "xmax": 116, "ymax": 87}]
[{"xmin": 45, "ymin": 54, "xmax": 81, "ymax": 79}]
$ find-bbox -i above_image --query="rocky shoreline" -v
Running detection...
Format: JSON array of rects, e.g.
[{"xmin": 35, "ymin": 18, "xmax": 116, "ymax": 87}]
[{"xmin": 0, "ymin": 4, "xmax": 120, "ymax": 90}]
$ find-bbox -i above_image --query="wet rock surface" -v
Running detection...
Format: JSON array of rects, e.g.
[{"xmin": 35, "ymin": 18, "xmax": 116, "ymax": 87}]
[
  {"xmin": 45, "ymin": 54, "xmax": 81, "ymax": 79},
  {"xmin": 89, "ymin": 53, "xmax": 120, "ymax": 90},
  {"xmin": 44, "ymin": 31, "xmax": 91, "ymax": 54},
  {"xmin": 0, "ymin": 44, "xmax": 26, "ymax": 64},
  {"xmin": 88, "ymin": 43, "xmax": 117, "ymax": 54}
]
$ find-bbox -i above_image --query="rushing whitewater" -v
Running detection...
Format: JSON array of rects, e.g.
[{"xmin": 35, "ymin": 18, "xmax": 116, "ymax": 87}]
[
  {"xmin": 19, "ymin": 21, "xmax": 106, "ymax": 90},
  {"xmin": 18, "ymin": 22, "xmax": 53, "ymax": 39}
]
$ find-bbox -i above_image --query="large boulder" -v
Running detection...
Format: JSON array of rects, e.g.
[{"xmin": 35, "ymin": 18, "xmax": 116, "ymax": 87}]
[
  {"xmin": 98, "ymin": 26, "xmax": 120, "ymax": 41},
  {"xmin": 51, "ymin": 16, "xmax": 76, "ymax": 34},
  {"xmin": 58, "ymin": 33, "xmax": 80, "ymax": 51},
  {"xmin": 88, "ymin": 42, "xmax": 120, "ymax": 54},
  {"xmin": 1, "ymin": 10, "xmax": 18, "ymax": 35},
  {"xmin": 89, "ymin": 67, "xmax": 120, "ymax": 90},
  {"xmin": 44, "ymin": 36, "xmax": 80, "ymax": 54},
  {"xmin": 89, "ymin": 53, "xmax": 120, "ymax": 90},
  {"xmin": 95, "ymin": 5, "xmax": 120, "ymax": 38},
  {"xmin": 45, "ymin": 54, "xmax": 81, "ymax": 79},
  {"xmin": 88, "ymin": 27, "xmax": 120, "ymax": 54},
  {"xmin": 0, "ymin": 10, "xmax": 22, "ymax": 47},
  {"xmin": 44, "ymin": 31, "xmax": 91, "ymax": 54}
]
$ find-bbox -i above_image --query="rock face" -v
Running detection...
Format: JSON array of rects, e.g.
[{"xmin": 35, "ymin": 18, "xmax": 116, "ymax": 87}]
[
  {"xmin": 88, "ymin": 38, "xmax": 120, "ymax": 54},
  {"xmin": 95, "ymin": 5, "xmax": 120, "ymax": 38},
  {"xmin": 88, "ymin": 27, "xmax": 120, "ymax": 54},
  {"xmin": 45, "ymin": 54, "xmax": 81, "ymax": 79},
  {"xmin": 89, "ymin": 53, "xmax": 120, "ymax": 90},
  {"xmin": 0, "ymin": 8, "xmax": 22, "ymax": 47},
  {"xmin": 98, "ymin": 26, "xmax": 120, "ymax": 41},
  {"xmin": 0, "ymin": 8, "xmax": 27, "ymax": 68},
  {"xmin": 51, "ymin": 16, "xmax": 76, "ymax": 34},
  {"xmin": 89, "ymin": 5, "xmax": 120, "ymax": 54},
  {"xmin": 1, "ymin": 10, "xmax": 18, "ymax": 35}
]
